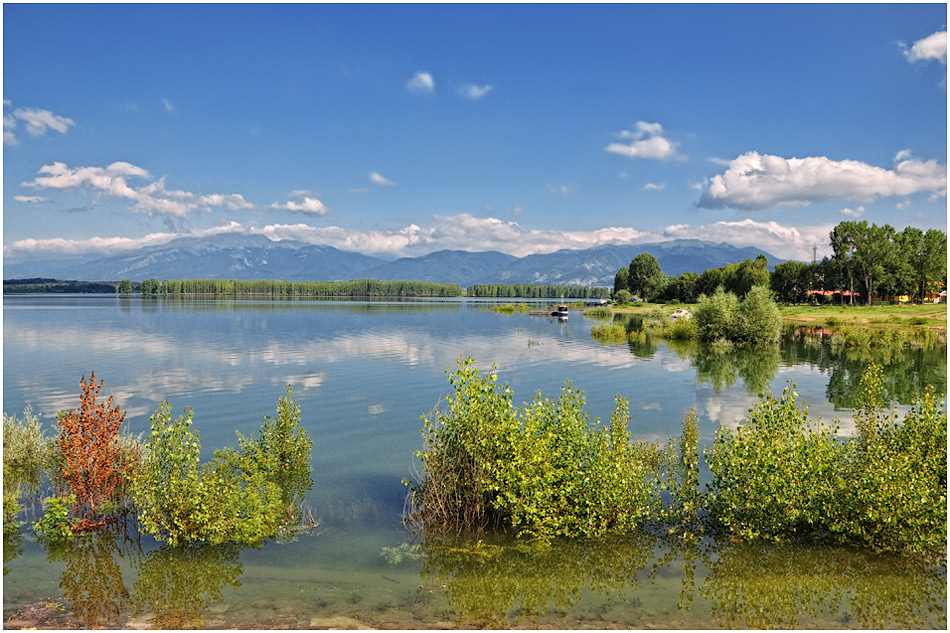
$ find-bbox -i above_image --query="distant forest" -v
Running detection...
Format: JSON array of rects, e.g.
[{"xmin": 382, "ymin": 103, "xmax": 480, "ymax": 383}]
[
  {"xmin": 3, "ymin": 278, "xmax": 121, "ymax": 294},
  {"xmin": 142, "ymin": 278, "xmax": 463, "ymax": 297},
  {"xmin": 467, "ymin": 284, "xmax": 611, "ymax": 299}
]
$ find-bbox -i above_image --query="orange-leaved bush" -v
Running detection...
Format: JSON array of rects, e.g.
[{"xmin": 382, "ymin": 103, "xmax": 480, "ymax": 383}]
[{"xmin": 57, "ymin": 373, "xmax": 127, "ymax": 530}]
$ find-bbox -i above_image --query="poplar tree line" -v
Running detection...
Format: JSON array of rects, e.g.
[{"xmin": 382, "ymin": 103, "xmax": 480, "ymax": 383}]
[
  {"xmin": 143, "ymin": 278, "xmax": 463, "ymax": 297},
  {"xmin": 466, "ymin": 284, "xmax": 611, "ymax": 299}
]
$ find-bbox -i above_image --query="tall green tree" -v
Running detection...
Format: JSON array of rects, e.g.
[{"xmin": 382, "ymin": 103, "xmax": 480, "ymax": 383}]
[
  {"xmin": 770, "ymin": 260, "xmax": 811, "ymax": 304},
  {"xmin": 613, "ymin": 267, "xmax": 629, "ymax": 298},
  {"xmin": 141, "ymin": 279, "xmax": 160, "ymax": 295},
  {"xmin": 900, "ymin": 227, "xmax": 948, "ymax": 303},
  {"xmin": 628, "ymin": 253, "xmax": 663, "ymax": 300},
  {"xmin": 830, "ymin": 223, "xmax": 857, "ymax": 304},
  {"xmin": 117, "ymin": 279, "xmax": 133, "ymax": 294},
  {"xmin": 850, "ymin": 222, "xmax": 896, "ymax": 305}
]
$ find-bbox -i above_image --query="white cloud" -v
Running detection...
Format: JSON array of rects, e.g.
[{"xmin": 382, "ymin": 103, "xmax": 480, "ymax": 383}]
[
  {"xmin": 546, "ymin": 183, "xmax": 571, "ymax": 196},
  {"xmin": 3, "ymin": 103, "xmax": 75, "ymax": 145},
  {"xmin": 270, "ymin": 195, "xmax": 329, "ymax": 216},
  {"xmin": 663, "ymin": 218, "xmax": 836, "ymax": 261},
  {"xmin": 406, "ymin": 71, "xmax": 435, "ymax": 94},
  {"xmin": 21, "ymin": 161, "xmax": 253, "ymax": 222},
  {"xmin": 5, "ymin": 214, "xmax": 840, "ymax": 262},
  {"xmin": 698, "ymin": 151, "xmax": 947, "ymax": 211},
  {"xmin": 605, "ymin": 121, "xmax": 680, "ymax": 160},
  {"xmin": 641, "ymin": 182, "xmax": 666, "ymax": 192},
  {"xmin": 458, "ymin": 83, "xmax": 492, "ymax": 100},
  {"xmin": 14, "ymin": 195, "xmax": 50, "ymax": 204},
  {"xmin": 903, "ymin": 30, "xmax": 947, "ymax": 64},
  {"xmin": 163, "ymin": 98, "xmax": 175, "ymax": 112},
  {"xmin": 839, "ymin": 206, "xmax": 865, "ymax": 218},
  {"xmin": 368, "ymin": 171, "xmax": 397, "ymax": 186}
]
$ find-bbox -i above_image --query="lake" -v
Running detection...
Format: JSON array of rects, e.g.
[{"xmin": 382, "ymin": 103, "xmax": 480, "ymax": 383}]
[{"xmin": 3, "ymin": 295, "xmax": 946, "ymax": 629}]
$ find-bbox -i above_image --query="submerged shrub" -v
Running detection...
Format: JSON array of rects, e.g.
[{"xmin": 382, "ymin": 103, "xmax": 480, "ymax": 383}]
[
  {"xmin": 693, "ymin": 286, "xmax": 780, "ymax": 345},
  {"xmin": 590, "ymin": 321, "xmax": 628, "ymax": 344},
  {"xmin": 706, "ymin": 383, "xmax": 845, "ymax": 542},
  {"xmin": 132, "ymin": 389, "xmax": 311, "ymax": 547},
  {"xmin": 56, "ymin": 374, "xmax": 128, "ymax": 530},
  {"xmin": 3, "ymin": 406, "xmax": 50, "ymax": 495},
  {"xmin": 407, "ymin": 358, "xmax": 660, "ymax": 541},
  {"xmin": 706, "ymin": 364, "xmax": 947, "ymax": 554}
]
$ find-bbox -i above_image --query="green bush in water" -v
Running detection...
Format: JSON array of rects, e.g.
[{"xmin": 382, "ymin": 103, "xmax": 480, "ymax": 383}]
[
  {"xmin": 406, "ymin": 358, "xmax": 660, "ymax": 541},
  {"xmin": 706, "ymin": 363, "xmax": 947, "ymax": 554},
  {"xmin": 132, "ymin": 388, "xmax": 312, "ymax": 546}
]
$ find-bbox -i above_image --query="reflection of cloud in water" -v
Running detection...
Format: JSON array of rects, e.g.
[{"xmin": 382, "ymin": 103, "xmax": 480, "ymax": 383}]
[
  {"xmin": 638, "ymin": 401, "xmax": 662, "ymax": 412},
  {"xmin": 368, "ymin": 403, "xmax": 386, "ymax": 416}
]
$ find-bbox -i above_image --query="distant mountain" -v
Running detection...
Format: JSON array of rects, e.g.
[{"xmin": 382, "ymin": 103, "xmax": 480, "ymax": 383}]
[
  {"xmin": 475, "ymin": 240, "xmax": 784, "ymax": 287},
  {"xmin": 3, "ymin": 234, "xmax": 784, "ymax": 288},
  {"xmin": 355, "ymin": 250, "xmax": 517, "ymax": 287}
]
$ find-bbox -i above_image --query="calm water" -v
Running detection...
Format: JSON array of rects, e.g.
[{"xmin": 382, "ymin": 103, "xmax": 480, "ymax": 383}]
[{"xmin": 3, "ymin": 295, "xmax": 946, "ymax": 629}]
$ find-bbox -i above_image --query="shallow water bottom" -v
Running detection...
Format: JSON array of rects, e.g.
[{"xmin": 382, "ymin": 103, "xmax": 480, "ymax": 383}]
[{"xmin": 4, "ymin": 520, "xmax": 946, "ymax": 630}]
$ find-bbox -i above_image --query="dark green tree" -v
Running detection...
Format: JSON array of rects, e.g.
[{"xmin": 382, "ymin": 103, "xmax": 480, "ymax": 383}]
[
  {"xmin": 613, "ymin": 267, "xmax": 629, "ymax": 298},
  {"xmin": 117, "ymin": 279, "xmax": 133, "ymax": 295},
  {"xmin": 628, "ymin": 253, "xmax": 663, "ymax": 300}
]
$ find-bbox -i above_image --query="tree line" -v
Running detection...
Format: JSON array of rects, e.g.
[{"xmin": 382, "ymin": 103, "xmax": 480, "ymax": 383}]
[
  {"xmin": 612, "ymin": 222, "xmax": 946, "ymax": 305},
  {"xmin": 466, "ymin": 283, "xmax": 611, "ymax": 299},
  {"xmin": 129, "ymin": 278, "xmax": 463, "ymax": 298}
]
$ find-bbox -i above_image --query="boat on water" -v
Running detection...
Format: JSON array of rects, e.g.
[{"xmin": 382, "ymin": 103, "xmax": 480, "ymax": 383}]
[{"xmin": 529, "ymin": 304, "xmax": 569, "ymax": 319}]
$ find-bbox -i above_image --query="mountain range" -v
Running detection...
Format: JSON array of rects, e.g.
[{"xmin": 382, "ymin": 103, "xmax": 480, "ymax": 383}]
[{"xmin": 3, "ymin": 234, "xmax": 784, "ymax": 288}]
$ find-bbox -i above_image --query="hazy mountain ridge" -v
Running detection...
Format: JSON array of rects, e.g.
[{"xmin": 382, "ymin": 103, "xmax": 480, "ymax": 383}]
[{"xmin": 4, "ymin": 235, "xmax": 784, "ymax": 287}]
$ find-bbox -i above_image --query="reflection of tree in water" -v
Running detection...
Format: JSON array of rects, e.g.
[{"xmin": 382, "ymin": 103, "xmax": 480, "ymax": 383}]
[
  {"xmin": 692, "ymin": 345, "xmax": 781, "ymax": 395},
  {"xmin": 43, "ymin": 528, "xmax": 138, "ymax": 629},
  {"xmin": 420, "ymin": 532, "xmax": 651, "ymax": 628},
  {"xmin": 3, "ymin": 522, "xmax": 24, "ymax": 576},
  {"xmin": 419, "ymin": 531, "xmax": 946, "ymax": 629},
  {"xmin": 782, "ymin": 328, "xmax": 947, "ymax": 409},
  {"xmin": 702, "ymin": 540, "xmax": 947, "ymax": 629},
  {"xmin": 131, "ymin": 542, "xmax": 243, "ymax": 629}
]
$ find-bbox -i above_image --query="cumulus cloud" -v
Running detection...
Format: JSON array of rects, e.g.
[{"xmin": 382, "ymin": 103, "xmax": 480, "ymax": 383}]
[
  {"xmin": 5, "ymin": 215, "xmax": 660, "ymax": 261},
  {"xmin": 641, "ymin": 182, "xmax": 666, "ymax": 192},
  {"xmin": 21, "ymin": 160, "xmax": 253, "ymax": 223},
  {"xmin": 903, "ymin": 30, "xmax": 947, "ymax": 64},
  {"xmin": 406, "ymin": 71, "xmax": 435, "ymax": 94},
  {"xmin": 663, "ymin": 218, "xmax": 836, "ymax": 260},
  {"xmin": 458, "ymin": 83, "xmax": 492, "ymax": 100},
  {"xmin": 605, "ymin": 121, "xmax": 680, "ymax": 160},
  {"xmin": 269, "ymin": 194, "xmax": 329, "ymax": 215},
  {"xmin": 368, "ymin": 171, "xmax": 397, "ymax": 186},
  {"xmin": 698, "ymin": 151, "xmax": 947, "ymax": 211},
  {"xmin": 3, "ymin": 103, "xmax": 75, "ymax": 145},
  {"xmin": 14, "ymin": 195, "xmax": 51, "ymax": 204},
  {"xmin": 839, "ymin": 206, "xmax": 865, "ymax": 218}
]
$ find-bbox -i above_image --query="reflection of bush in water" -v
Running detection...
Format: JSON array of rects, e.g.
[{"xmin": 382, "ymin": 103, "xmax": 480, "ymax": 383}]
[
  {"xmin": 693, "ymin": 344, "xmax": 781, "ymax": 394},
  {"xmin": 784, "ymin": 326, "xmax": 947, "ymax": 408},
  {"xmin": 43, "ymin": 529, "xmax": 136, "ymax": 629},
  {"xmin": 704, "ymin": 541, "xmax": 947, "ymax": 629},
  {"xmin": 420, "ymin": 532, "xmax": 652, "ymax": 629},
  {"xmin": 132, "ymin": 542, "xmax": 243, "ymax": 629},
  {"xmin": 419, "ymin": 532, "xmax": 946, "ymax": 630}
]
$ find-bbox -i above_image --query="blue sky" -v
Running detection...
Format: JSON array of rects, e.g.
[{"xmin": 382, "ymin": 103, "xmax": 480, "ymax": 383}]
[{"xmin": 3, "ymin": 3, "xmax": 947, "ymax": 264}]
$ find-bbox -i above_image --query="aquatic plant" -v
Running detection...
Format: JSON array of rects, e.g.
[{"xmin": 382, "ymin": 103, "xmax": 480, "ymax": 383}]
[
  {"xmin": 3, "ymin": 406, "xmax": 51, "ymax": 496},
  {"xmin": 706, "ymin": 365, "xmax": 947, "ymax": 554},
  {"xmin": 589, "ymin": 321, "xmax": 627, "ymax": 344},
  {"xmin": 56, "ymin": 374, "xmax": 128, "ymax": 530},
  {"xmin": 406, "ymin": 358, "xmax": 660, "ymax": 541},
  {"xmin": 132, "ymin": 388, "xmax": 313, "ymax": 547}
]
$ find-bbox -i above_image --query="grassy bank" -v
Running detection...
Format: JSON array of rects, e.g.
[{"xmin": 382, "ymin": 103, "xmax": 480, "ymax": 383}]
[{"xmin": 611, "ymin": 301, "xmax": 947, "ymax": 335}]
